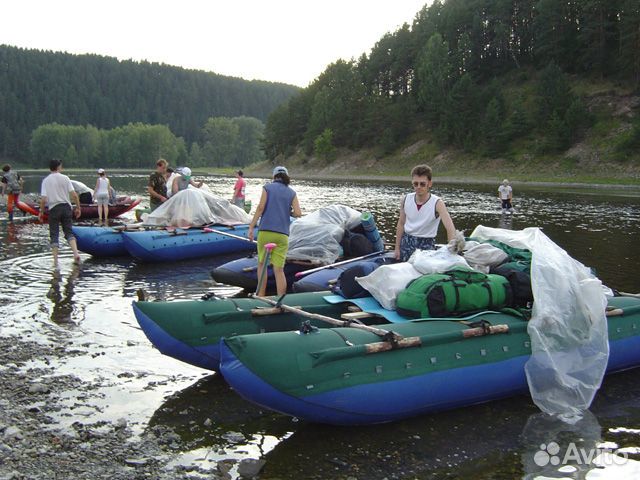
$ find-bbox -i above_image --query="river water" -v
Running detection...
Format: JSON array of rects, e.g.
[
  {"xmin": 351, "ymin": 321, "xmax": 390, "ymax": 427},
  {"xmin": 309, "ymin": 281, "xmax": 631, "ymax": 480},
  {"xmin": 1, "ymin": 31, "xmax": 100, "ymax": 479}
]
[{"xmin": 1, "ymin": 172, "xmax": 640, "ymax": 479}]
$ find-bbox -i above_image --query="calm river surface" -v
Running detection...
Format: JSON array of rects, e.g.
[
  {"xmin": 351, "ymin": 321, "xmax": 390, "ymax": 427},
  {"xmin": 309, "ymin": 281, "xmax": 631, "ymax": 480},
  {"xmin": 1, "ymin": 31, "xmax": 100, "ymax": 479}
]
[{"xmin": 1, "ymin": 172, "xmax": 640, "ymax": 479}]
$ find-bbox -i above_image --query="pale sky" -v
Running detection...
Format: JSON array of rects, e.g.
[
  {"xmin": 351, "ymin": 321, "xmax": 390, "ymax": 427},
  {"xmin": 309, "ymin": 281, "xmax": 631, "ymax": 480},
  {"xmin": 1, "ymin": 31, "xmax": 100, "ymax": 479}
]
[{"xmin": 1, "ymin": 0, "xmax": 428, "ymax": 87}]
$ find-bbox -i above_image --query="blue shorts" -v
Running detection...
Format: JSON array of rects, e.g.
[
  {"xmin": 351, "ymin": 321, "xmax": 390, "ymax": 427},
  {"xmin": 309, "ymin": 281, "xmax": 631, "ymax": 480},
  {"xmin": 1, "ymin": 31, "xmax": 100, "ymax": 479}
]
[{"xmin": 399, "ymin": 233, "xmax": 435, "ymax": 262}]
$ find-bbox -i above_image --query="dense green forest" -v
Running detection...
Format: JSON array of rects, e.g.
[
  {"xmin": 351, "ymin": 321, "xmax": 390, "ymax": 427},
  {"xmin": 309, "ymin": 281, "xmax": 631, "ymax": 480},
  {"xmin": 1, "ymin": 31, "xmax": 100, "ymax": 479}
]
[
  {"xmin": 0, "ymin": 45, "xmax": 298, "ymax": 164},
  {"xmin": 263, "ymin": 0, "xmax": 640, "ymax": 167},
  {"xmin": 29, "ymin": 116, "xmax": 265, "ymax": 169}
]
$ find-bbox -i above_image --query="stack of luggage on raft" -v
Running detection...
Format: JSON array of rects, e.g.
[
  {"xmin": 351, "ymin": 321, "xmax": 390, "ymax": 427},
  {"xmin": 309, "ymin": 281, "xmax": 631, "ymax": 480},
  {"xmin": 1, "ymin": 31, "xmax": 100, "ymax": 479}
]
[
  {"xmin": 211, "ymin": 205, "xmax": 389, "ymax": 293},
  {"xmin": 330, "ymin": 235, "xmax": 534, "ymax": 319}
]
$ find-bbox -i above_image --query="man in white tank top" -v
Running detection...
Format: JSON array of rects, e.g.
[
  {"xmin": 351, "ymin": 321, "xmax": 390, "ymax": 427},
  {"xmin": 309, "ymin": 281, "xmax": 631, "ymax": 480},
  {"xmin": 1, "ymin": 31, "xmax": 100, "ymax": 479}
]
[{"xmin": 394, "ymin": 164, "xmax": 457, "ymax": 261}]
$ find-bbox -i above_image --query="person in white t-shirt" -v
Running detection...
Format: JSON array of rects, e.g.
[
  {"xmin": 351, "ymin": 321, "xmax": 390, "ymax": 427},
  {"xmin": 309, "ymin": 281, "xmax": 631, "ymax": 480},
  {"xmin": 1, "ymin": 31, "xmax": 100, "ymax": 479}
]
[
  {"xmin": 394, "ymin": 164, "xmax": 456, "ymax": 262},
  {"xmin": 39, "ymin": 159, "xmax": 82, "ymax": 264},
  {"xmin": 498, "ymin": 179, "xmax": 513, "ymax": 211}
]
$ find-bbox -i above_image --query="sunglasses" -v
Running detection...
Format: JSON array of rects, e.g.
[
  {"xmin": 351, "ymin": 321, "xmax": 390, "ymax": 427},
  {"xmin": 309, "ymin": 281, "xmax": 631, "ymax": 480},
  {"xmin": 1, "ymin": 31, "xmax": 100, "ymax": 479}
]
[{"xmin": 412, "ymin": 181, "xmax": 428, "ymax": 187}]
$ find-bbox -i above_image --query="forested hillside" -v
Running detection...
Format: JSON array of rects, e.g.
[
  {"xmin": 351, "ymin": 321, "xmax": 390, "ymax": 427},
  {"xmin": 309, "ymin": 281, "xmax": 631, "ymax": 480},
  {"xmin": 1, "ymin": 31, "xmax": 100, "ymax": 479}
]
[
  {"xmin": 0, "ymin": 45, "xmax": 298, "ymax": 163},
  {"xmin": 263, "ymin": 0, "xmax": 640, "ymax": 174}
]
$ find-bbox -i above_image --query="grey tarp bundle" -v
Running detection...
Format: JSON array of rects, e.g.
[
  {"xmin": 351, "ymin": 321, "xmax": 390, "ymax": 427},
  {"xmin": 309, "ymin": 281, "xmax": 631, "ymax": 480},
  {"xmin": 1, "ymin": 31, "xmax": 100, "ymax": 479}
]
[
  {"xmin": 471, "ymin": 225, "xmax": 610, "ymax": 420},
  {"xmin": 144, "ymin": 188, "xmax": 251, "ymax": 227},
  {"xmin": 286, "ymin": 205, "xmax": 362, "ymax": 265}
]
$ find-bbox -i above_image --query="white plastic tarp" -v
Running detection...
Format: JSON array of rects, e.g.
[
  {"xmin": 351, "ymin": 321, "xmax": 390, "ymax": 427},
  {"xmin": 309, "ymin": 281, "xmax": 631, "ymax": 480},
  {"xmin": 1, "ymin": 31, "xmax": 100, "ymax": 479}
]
[
  {"xmin": 408, "ymin": 247, "xmax": 470, "ymax": 274},
  {"xmin": 286, "ymin": 205, "xmax": 362, "ymax": 265},
  {"xmin": 144, "ymin": 188, "xmax": 251, "ymax": 227},
  {"xmin": 470, "ymin": 225, "xmax": 609, "ymax": 419}
]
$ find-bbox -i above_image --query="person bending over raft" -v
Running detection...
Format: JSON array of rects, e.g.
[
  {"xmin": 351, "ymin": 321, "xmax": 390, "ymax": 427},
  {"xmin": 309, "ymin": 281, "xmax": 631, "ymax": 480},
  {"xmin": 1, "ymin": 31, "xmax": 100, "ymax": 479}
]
[
  {"xmin": 172, "ymin": 167, "xmax": 203, "ymax": 194},
  {"xmin": 394, "ymin": 164, "xmax": 456, "ymax": 262},
  {"xmin": 248, "ymin": 166, "xmax": 302, "ymax": 296}
]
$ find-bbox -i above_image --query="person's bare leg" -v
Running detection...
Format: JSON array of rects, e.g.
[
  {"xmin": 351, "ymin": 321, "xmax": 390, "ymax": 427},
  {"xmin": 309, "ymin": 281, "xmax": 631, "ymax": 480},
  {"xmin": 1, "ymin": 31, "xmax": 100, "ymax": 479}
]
[
  {"xmin": 104, "ymin": 205, "xmax": 109, "ymax": 225},
  {"xmin": 98, "ymin": 204, "xmax": 103, "ymax": 225},
  {"xmin": 52, "ymin": 246, "xmax": 59, "ymax": 266},
  {"xmin": 273, "ymin": 266, "xmax": 287, "ymax": 296},
  {"xmin": 69, "ymin": 238, "xmax": 81, "ymax": 263}
]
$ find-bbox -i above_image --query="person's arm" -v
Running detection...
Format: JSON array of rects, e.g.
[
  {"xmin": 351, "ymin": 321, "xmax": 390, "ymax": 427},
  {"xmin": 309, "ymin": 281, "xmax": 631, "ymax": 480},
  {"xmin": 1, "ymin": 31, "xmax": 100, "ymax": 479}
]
[
  {"xmin": 71, "ymin": 191, "xmax": 82, "ymax": 218},
  {"xmin": 38, "ymin": 195, "xmax": 47, "ymax": 222},
  {"xmin": 0, "ymin": 179, "xmax": 5, "ymax": 196},
  {"xmin": 394, "ymin": 196, "xmax": 406, "ymax": 260},
  {"xmin": 291, "ymin": 195, "xmax": 302, "ymax": 217},
  {"xmin": 436, "ymin": 199, "xmax": 456, "ymax": 242},
  {"xmin": 508, "ymin": 187, "xmax": 513, "ymax": 200},
  {"xmin": 190, "ymin": 179, "xmax": 203, "ymax": 188},
  {"xmin": 248, "ymin": 188, "xmax": 267, "ymax": 242}
]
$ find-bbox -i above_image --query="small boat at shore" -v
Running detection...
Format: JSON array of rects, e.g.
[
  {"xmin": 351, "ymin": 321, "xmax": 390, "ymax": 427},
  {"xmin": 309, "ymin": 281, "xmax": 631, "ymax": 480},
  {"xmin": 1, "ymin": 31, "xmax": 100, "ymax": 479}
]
[
  {"xmin": 219, "ymin": 294, "xmax": 640, "ymax": 425},
  {"xmin": 17, "ymin": 196, "xmax": 141, "ymax": 221}
]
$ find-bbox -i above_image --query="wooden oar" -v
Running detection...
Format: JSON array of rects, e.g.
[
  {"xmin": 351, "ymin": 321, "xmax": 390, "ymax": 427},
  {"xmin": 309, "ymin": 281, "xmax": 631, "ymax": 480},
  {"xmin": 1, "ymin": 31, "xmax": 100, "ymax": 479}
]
[
  {"xmin": 294, "ymin": 250, "xmax": 388, "ymax": 279},
  {"xmin": 202, "ymin": 227, "xmax": 257, "ymax": 244},
  {"xmin": 310, "ymin": 323, "xmax": 518, "ymax": 367},
  {"xmin": 251, "ymin": 294, "xmax": 399, "ymax": 339}
]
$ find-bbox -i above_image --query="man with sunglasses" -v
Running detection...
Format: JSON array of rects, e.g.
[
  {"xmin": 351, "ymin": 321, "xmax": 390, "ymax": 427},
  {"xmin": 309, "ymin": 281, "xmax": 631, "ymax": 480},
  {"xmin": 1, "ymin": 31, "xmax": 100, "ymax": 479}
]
[
  {"xmin": 148, "ymin": 159, "xmax": 168, "ymax": 211},
  {"xmin": 394, "ymin": 164, "xmax": 456, "ymax": 261}
]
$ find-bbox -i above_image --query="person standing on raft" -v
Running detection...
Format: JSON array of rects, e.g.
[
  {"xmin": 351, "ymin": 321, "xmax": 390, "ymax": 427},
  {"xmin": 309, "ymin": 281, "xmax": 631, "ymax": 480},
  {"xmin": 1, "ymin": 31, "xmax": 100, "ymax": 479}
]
[
  {"xmin": 394, "ymin": 164, "xmax": 457, "ymax": 262},
  {"xmin": 248, "ymin": 166, "xmax": 302, "ymax": 296},
  {"xmin": 93, "ymin": 168, "xmax": 111, "ymax": 225}
]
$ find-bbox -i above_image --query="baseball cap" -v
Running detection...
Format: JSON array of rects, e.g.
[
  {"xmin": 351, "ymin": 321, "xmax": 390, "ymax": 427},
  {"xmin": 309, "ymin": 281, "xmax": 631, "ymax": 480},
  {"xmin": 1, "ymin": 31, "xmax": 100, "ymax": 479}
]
[
  {"xmin": 273, "ymin": 166, "xmax": 288, "ymax": 176},
  {"xmin": 97, "ymin": 168, "xmax": 105, "ymax": 174},
  {"xmin": 181, "ymin": 167, "xmax": 192, "ymax": 177}
]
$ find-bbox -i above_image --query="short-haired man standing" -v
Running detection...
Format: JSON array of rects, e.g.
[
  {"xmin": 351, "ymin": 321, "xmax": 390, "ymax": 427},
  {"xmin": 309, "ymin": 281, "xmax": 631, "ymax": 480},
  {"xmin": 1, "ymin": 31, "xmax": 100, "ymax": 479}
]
[
  {"xmin": 394, "ymin": 164, "xmax": 457, "ymax": 262},
  {"xmin": 148, "ymin": 159, "xmax": 168, "ymax": 211},
  {"xmin": 39, "ymin": 159, "xmax": 82, "ymax": 264}
]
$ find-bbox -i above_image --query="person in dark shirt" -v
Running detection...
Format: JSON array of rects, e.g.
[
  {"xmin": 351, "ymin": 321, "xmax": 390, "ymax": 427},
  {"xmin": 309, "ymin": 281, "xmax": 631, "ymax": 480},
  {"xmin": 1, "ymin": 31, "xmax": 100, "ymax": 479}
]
[
  {"xmin": 1, "ymin": 164, "xmax": 24, "ymax": 221},
  {"xmin": 148, "ymin": 159, "xmax": 168, "ymax": 211}
]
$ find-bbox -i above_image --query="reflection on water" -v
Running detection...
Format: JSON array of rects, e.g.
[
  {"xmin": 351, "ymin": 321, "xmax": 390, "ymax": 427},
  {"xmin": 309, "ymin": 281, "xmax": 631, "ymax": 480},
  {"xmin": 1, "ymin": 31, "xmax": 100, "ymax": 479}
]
[
  {"xmin": 47, "ymin": 264, "xmax": 81, "ymax": 324},
  {"xmin": 1, "ymin": 173, "xmax": 640, "ymax": 479}
]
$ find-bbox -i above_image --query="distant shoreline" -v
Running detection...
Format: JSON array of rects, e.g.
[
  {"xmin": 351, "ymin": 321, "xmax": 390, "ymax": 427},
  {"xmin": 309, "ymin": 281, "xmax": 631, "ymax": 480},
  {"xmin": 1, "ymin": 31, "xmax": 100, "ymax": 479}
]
[{"xmin": 14, "ymin": 167, "xmax": 640, "ymax": 192}]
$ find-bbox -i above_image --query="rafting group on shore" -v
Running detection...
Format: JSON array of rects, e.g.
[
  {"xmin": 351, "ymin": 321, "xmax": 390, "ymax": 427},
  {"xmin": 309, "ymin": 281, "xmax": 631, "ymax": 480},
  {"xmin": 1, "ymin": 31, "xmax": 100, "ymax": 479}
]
[{"xmin": 3, "ymin": 158, "xmax": 516, "ymax": 283}]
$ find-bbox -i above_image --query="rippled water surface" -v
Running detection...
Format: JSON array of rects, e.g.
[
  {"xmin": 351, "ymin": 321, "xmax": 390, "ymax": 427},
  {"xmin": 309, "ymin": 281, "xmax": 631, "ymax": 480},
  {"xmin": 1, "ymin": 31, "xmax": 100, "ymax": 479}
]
[{"xmin": 1, "ymin": 172, "xmax": 640, "ymax": 479}]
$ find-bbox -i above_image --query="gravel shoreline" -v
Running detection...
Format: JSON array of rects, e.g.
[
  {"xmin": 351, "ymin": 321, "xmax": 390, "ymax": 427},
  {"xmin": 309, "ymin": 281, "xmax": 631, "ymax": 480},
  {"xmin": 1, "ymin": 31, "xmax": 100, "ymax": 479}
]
[{"xmin": 0, "ymin": 334, "xmax": 260, "ymax": 480}]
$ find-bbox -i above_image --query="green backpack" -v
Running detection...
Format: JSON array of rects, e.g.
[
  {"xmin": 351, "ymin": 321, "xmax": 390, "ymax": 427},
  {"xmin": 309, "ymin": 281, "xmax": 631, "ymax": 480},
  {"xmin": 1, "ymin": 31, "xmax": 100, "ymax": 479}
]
[{"xmin": 396, "ymin": 266, "xmax": 513, "ymax": 319}]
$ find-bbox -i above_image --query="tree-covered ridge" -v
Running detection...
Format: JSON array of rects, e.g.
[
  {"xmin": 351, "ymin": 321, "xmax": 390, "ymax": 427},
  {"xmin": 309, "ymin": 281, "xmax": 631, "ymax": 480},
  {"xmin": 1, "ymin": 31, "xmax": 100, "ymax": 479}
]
[
  {"xmin": 263, "ymin": 0, "xmax": 640, "ymax": 161},
  {"xmin": 0, "ymin": 45, "xmax": 299, "ymax": 161}
]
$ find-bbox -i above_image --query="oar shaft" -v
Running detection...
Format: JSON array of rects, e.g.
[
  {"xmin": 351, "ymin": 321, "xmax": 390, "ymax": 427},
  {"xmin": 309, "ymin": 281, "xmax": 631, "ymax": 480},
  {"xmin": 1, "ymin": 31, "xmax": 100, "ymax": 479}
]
[
  {"xmin": 294, "ymin": 250, "xmax": 386, "ymax": 279},
  {"xmin": 203, "ymin": 227, "xmax": 256, "ymax": 244},
  {"xmin": 251, "ymin": 295, "xmax": 395, "ymax": 338}
]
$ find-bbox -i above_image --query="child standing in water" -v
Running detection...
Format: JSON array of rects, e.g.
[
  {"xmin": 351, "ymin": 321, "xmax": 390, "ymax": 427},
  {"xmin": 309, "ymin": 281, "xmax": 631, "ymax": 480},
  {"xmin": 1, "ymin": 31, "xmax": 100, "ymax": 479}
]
[{"xmin": 94, "ymin": 168, "xmax": 111, "ymax": 225}]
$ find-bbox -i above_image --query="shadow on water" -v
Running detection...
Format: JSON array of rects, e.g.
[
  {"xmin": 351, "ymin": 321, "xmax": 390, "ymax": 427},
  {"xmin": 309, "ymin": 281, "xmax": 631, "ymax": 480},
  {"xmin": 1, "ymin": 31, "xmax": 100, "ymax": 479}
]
[{"xmin": 144, "ymin": 369, "xmax": 640, "ymax": 479}]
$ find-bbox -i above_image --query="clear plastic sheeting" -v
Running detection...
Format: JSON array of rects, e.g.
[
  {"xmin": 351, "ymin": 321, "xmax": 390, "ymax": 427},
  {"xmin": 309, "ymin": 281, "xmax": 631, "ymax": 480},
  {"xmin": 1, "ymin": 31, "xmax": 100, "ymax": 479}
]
[
  {"xmin": 144, "ymin": 188, "xmax": 251, "ymax": 228},
  {"xmin": 470, "ymin": 225, "xmax": 609, "ymax": 420},
  {"xmin": 287, "ymin": 205, "xmax": 362, "ymax": 265}
]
